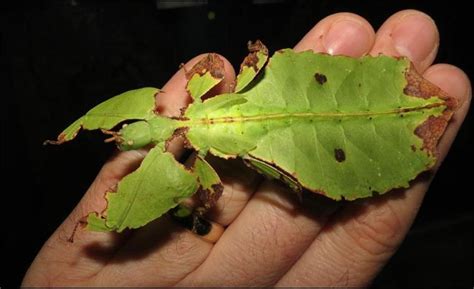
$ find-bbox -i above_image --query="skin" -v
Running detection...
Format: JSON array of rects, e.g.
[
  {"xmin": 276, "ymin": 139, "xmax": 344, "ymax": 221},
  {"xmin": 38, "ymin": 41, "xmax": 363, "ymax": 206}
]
[{"xmin": 23, "ymin": 10, "xmax": 471, "ymax": 287}]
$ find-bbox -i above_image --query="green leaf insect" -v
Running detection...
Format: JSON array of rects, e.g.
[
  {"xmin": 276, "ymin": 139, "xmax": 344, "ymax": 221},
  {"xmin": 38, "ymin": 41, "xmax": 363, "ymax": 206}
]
[{"xmin": 47, "ymin": 40, "xmax": 457, "ymax": 233}]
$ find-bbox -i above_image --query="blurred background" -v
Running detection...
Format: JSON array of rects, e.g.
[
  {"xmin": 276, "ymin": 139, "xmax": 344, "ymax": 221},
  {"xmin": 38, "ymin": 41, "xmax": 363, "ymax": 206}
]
[{"xmin": 2, "ymin": 0, "xmax": 472, "ymax": 287}]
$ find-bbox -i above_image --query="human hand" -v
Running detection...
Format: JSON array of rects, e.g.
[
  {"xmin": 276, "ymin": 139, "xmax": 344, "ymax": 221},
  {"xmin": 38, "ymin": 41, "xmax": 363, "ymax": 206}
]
[{"xmin": 23, "ymin": 10, "xmax": 471, "ymax": 287}]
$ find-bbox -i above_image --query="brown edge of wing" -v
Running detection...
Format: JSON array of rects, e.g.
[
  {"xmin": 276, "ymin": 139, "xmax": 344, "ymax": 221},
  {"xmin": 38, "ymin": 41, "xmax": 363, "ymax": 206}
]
[
  {"xmin": 240, "ymin": 40, "xmax": 269, "ymax": 73},
  {"xmin": 404, "ymin": 63, "xmax": 458, "ymax": 156},
  {"xmin": 185, "ymin": 53, "xmax": 225, "ymax": 80}
]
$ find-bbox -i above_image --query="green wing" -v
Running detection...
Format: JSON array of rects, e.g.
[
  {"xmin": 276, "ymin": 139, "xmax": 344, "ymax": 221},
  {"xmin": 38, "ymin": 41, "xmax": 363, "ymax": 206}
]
[
  {"xmin": 234, "ymin": 40, "xmax": 269, "ymax": 93},
  {"xmin": 183, "ymin": 50, "xmax": 455, "ymax": 200},
  {"xmin": 46, "ymin": 87, "xmax": 158, "ymax": 144},
  {"xmin": 87, "ymin": 147, "xmax": 199, "ymax": 232}
]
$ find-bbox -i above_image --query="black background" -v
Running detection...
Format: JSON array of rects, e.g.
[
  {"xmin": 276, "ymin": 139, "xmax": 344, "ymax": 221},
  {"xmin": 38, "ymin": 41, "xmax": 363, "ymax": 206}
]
[{"xmin": 2, "ymin": 0, "xmax": 472, "ymax": 287}]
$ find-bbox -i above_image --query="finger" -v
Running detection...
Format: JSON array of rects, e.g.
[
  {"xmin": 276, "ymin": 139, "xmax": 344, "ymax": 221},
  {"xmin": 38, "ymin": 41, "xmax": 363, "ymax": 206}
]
[
  {"xmin": 370, "ymin": 10, "xmax": 439, "ymax": 73},
  {"xmin": 294, "ymin": 12, "xmax": 375, "ymax": 56},
  {"xmin": 178, "ymin": 181, "xmax": 339, "ymax": 287},
  {"xmin": 423, "ymin": 64, "xmax": 472, "ymax": 162},
  {"xmin": 277, "ymin": 65, "xmax": 471, "ymax": 287},
  {"xmin": 178, "ymin": 13, "xmax": 377, "ymax": 286},
  {"xmin": 23, "ymin": 54, "xmax": 236, "ymax": 286}
]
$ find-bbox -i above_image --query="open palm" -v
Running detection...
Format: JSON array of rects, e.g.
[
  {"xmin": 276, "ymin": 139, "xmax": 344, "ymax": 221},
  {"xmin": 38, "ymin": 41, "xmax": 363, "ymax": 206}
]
[{"xmin": 23, "ymin": 10, "xmax": 470, "ymax": 287}]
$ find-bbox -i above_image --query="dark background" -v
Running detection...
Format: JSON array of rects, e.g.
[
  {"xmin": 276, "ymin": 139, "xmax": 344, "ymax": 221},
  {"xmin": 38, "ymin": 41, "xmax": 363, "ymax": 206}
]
[{"xmin": 2, "ymin": 0, "xmax": 472, "ymax": 287}]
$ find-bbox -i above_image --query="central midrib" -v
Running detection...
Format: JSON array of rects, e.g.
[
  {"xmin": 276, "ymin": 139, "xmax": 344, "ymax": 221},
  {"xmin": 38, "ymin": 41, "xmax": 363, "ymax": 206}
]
[{"xmin": 183, "ymin": 102, "xmax": 444, "ymax": 125}]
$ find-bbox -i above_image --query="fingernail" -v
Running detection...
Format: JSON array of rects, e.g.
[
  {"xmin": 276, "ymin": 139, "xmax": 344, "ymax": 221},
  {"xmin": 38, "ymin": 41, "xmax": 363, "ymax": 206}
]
[
  {"xmin": 392, "ymin": 14, "xmax": 438, "ymax": 62},
  {"xmin": 425, "ymin": 66, "xmax": 470, "ymax": 103},
  {"xmin": 323, "ymin": 19, "xmax": 372, "ymax": 57}
]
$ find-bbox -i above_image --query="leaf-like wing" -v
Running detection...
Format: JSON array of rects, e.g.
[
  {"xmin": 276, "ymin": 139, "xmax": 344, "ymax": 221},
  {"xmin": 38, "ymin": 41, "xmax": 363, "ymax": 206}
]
[
  {"xmin": 193, "ymin": 156, "xmax": 223, "ymax": 209},
  {"xmin": 185, "ymin": 53, "xmax": 225, "ymax": 101},
  {"xmin": 183, "ymin": 50, "xmax": 456, "ymax": 200},
  {"xmin": 87, "ymin": 147, "xmax": 199, "ymax": 232},
  {"xmin": 46, "ymin": 87, "xmax": 158, "ymax": 144},
  {"xmin": 234, "ymin": 40, "xmax": 269, "ymax": 93}
]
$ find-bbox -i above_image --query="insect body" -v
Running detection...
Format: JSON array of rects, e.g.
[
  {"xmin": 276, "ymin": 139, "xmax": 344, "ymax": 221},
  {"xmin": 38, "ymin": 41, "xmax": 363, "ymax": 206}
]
[{"xmin": 47, "ymin": 41, "xmax": 456, "ymax": 233}]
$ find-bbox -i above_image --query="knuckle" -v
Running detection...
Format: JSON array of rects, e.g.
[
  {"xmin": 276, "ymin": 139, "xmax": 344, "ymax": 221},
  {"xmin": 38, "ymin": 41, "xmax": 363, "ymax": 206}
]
[{"xmin": 342, "ymin": 202, "xmax": 403, "ymax": 258}]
